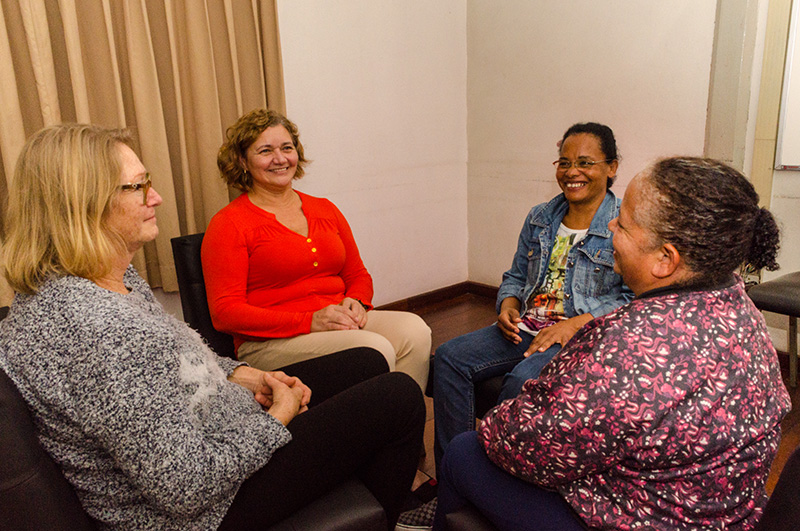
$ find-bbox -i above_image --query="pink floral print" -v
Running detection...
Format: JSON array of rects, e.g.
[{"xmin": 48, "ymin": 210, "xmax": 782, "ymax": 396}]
[{"xmin": 480, "ymin": 278, "xmax": 791, "ymax": 530}]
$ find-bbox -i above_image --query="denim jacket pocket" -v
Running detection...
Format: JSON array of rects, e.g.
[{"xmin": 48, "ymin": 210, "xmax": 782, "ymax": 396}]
[{"xmin": 572, "ymin": 248, "xmax": 619, "ymax": 297}]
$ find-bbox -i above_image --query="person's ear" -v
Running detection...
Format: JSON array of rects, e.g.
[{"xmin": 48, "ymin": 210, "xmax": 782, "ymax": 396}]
[
  {"xmin": 607, "ymin": 159, "xmax": 619, "ymax": 177},
  {"xmin": 650, "ymin": 243, "xmax": 682, "ymax": 279}
]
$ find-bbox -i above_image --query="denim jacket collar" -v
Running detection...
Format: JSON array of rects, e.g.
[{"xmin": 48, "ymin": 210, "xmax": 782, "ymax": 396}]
[{"xmin": 530, "ymin": 190, "xmax": 618, "ymax": 239}]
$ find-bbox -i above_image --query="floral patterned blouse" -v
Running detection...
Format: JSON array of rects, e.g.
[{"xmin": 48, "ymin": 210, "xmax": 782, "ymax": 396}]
[{"xmin": 480, "ymin": 277, "xmax": 791, "ymax": 530}]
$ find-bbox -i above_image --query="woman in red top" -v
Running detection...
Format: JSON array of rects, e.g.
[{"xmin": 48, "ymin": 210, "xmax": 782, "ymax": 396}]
[{"xmin": 202, "ymin": 109, "xmax": 431, "ymax": 390}]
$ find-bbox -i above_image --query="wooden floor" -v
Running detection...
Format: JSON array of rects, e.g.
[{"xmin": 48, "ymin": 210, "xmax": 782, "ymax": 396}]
[{"xmin": 412, "ymin": 292, "xmax": 800, "ymax": 493}]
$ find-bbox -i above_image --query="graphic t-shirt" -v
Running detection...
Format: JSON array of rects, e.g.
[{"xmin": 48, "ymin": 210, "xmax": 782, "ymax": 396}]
[{"xmin": 518, "ymin": 224, "xmax": 587, "ymax": 335}]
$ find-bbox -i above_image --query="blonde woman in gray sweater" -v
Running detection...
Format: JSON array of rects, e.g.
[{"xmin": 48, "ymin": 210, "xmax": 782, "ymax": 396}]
[{"xmin": 0, "ymin": 124, "xmax": 424, "ymax": 530}]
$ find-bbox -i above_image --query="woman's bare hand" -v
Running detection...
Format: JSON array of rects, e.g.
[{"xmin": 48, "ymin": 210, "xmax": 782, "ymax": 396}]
[
  {"xmin": 524, "ymin": 314, "xmax": 593, "ymax": 356},
  {"xmin": 229, "ymin": 367, "xmax": 311, "ymax": 422},
  {"xmin": 310, "ymin": 304, "xmax": 360, "ymax": 331},
  {"xmin": 497, "ymin": 308, "xmax": 522, "ymax": 344},
  {"xmin": 257, "ymin": 372, "xmax": 311, "ymax": 425},
  {"xmin": 497, "ymin": 297, "xmax": 523, "ymax": 344},
  {"xmin": 339, "ymin": 297, "xmax": 368, "ymax": 328}
]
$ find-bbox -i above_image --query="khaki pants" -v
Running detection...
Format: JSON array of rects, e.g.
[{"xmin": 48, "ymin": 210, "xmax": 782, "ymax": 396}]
[{"xmin": 238, "ymin": 310, "xmax": 431, "ymax": 391}]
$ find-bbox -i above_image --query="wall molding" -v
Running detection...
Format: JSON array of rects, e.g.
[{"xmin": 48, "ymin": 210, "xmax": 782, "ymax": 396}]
[{"xmin": 377, "ymin": 281, "xmax": 498, "ymax": 312}]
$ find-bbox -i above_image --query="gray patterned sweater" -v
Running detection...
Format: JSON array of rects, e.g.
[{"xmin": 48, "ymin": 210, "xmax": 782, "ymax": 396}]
[{"xmin": 0, "ymin": 267, "xmax": 292, "ymax": 530}]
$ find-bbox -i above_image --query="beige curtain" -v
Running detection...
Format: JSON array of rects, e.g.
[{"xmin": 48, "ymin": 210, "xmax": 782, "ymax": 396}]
[{"xmin": 0, "ymin": 0, "xmax": 285, "ymax": 303}]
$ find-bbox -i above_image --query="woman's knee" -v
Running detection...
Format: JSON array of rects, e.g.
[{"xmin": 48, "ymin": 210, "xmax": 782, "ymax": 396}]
[
  {"xmin": 434, "ymin": 330, "xmax": 484, "ymax": 375},
  {"xmin": 434, "ymin": 324, "xmax": 504, "ymax": 363},
  {"xmin": 338, "ymin": 333, "xmax": 397, "ymax": 370},
  {"xmin": 403, "ymin": 312, "xmax": 432, "ymax": 346},
  {"xmin": 362, "ymin": 372, "xmax": 426, "ymax": 431},
  {"xmin": 434, "ymin": 335, "xmax": 460, "ymax": 365},
  {"xmin": 371, "ymin": 311, "xmax": 431, "ymax": 355},
  {"xmin": 511, "ymin": 344, "xmax": 559, "ymax": 380},
  {"xmin": 441, "ymin": 432, "xmax": 483, "ymax": 483}
]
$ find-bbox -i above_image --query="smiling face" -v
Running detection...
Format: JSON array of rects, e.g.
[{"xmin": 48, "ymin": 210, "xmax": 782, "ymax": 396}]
[
  {"xmin": 241, "ymin": 125, "xmax": 299, "ymax": 194},
  {"xmin": 607, "ymin": 174, "xmax": 662, "ymax": 295},
  {"xmin": 556, "ymin": 132, "xmax": 618, "ymax": 209},
  {"xmin": 105, "ymin": 143, "xmax": 163, "ymax": 256}
]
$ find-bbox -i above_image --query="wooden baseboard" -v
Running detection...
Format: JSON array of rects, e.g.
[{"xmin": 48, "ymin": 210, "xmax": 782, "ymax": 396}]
[{"xmin": 376, "ymin": 281, "xmax": 498, "ymax": 312}]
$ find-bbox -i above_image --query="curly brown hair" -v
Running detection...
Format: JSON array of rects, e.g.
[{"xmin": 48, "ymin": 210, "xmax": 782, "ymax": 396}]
[{"xmin": 217, "ymin": 109, "xmax": 308, "ymax": 191}]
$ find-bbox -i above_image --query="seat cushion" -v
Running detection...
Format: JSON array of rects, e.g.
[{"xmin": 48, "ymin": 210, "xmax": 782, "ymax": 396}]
[
  {"xmin": 267, "ymin": 478, "xmax": 386, "ymax": 531},
  {"xmin": 0, "ymin": 369, "xmax": 97, "ymax": 531}
]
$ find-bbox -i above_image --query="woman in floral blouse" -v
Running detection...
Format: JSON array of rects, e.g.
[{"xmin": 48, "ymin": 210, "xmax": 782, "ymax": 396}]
[{"xmin": 434, "ymin": 157, "xmax": 791, "ymax": 530}]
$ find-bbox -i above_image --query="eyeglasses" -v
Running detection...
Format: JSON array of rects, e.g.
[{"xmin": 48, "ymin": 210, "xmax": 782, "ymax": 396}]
[
  {"xmin": 553, "ymin": 159, "xmax": 613, "ymax": 171},
  {"xmin": 120, "ymin": 174, "xmax": 152, "ymax": 205}
]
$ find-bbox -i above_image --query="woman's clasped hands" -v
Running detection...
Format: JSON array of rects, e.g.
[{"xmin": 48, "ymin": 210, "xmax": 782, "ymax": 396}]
[
  {"xmin": 229, "ymin": 366, "xmax": 311, "ymax": 425},
  {"xmin": 310, "ymin": 297, "xmax": 368, "ymax": 332}
]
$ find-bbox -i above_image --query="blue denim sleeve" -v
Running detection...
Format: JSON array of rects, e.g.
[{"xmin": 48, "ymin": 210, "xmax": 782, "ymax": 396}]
[
  {"xmin": 496, "ymin": 208, "xmax": 539, "ymax": 313},
  {"xmin": 586, "ymin": 282, "xmax": 635, "ymax": 317}
]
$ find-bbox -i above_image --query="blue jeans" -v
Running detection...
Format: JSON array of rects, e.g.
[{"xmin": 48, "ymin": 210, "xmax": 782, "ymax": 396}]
[
  {"xmin": 433, "ymin": 432, "xmax": 585, "ymax": 531},
  {"xmin": 433, "ymin": 324, "xmax": 560, "ymax": 468}
]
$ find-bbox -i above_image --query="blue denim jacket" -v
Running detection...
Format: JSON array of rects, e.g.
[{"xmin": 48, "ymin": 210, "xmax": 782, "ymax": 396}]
[{"xmin": 496, "ymin": 191, "xmax": 634, "ymax": 318}]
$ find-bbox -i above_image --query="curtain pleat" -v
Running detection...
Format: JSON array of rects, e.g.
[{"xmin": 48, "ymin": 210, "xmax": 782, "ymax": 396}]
[
  {"xmin": 20, "ymin": 0, "xmax": 60, "ymax": 124},
  {"xmin": 58, "ymin": 0, "xmax": 90, "ymax": 121},
  {"xmin": 0, "ymin": 0, "xmax": 285, "ymax": 304},
  {"xmin": 0, "ymin": 4, "xmax": 25, "ymax": 180}
]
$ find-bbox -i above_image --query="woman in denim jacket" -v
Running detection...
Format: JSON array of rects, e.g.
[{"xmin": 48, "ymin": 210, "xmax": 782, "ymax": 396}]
[{"xmin": 432, "ymin": 123, "xmax": 634, "ymax": 470}]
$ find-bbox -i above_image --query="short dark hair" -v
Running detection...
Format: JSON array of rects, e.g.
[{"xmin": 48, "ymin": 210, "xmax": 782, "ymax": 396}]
[
  {"xmin": 561, "ymin": 122, "xmax": 618, "ymax": 188},
  {"xmin": 640, "ymin": 157, "xmax": 780, "ymax": 284},
  {"xmin": 217, "ymin": 109, "xmax": 309, "ymax": 192}
]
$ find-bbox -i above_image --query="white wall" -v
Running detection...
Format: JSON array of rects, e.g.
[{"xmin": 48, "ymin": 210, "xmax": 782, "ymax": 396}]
[
  {"xmin": 466, "ymin": 1, "xmax": 718, "ymax": 285},
  {"xmin": 770, "ymin": 170, "xmax": 800, "ymax": 280},
  {"xmin": 277, "ymin": 1, "xmax": 468, "ymax": 305},
  {"xmin": 764, "ymin": 169, "xmax": 800, "ymax": 350}
]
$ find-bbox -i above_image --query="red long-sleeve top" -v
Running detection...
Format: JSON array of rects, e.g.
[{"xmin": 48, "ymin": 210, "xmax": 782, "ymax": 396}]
[{"xmin": 201, "ymin": 192, "xmax": 373, "ymax": 353}]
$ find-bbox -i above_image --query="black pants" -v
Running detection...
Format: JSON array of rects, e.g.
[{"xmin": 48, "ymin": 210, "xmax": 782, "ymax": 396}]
[{"xmin": 219, "ymin": 347, "xmax": 426, "ymax": 530}]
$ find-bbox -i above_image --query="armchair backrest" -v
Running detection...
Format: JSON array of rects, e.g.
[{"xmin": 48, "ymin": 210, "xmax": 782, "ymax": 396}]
[
  {"xmin": 170, "ymin": 233, "xmax": 236, "ymax": 359},
  {"xmin": 0, "ymin": 368, "xmax": 98, "ymax": 530}
]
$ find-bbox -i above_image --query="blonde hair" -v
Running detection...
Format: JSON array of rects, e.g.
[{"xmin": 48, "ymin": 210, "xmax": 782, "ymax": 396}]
[
  {"xmin": 4, "ymin": 124, "xmax": 132, "ymax": 294},
  {"xmin": 217, "ymin": 109, "xmax": 308, "ymax": 191}
]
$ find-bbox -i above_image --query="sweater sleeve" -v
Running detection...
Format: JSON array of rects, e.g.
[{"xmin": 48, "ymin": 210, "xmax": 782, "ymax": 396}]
[
  {"xmin": 330, "ymin": 202, "xmax": 373, "ymax": 308},
  {"xmin": 202, "ymin": 210, "xmax": 315, "ymax": 339},
  {"xmin": 70, "ymin": 330, "xmax": 291, "ymax": 518}
]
